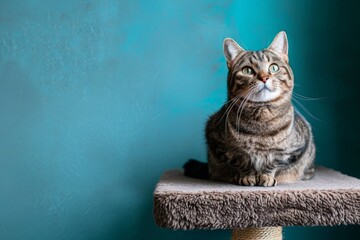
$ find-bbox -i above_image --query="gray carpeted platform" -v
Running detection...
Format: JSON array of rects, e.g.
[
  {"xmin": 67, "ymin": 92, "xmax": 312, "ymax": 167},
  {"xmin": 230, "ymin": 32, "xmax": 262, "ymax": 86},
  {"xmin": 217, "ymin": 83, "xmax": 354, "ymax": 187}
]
[{"xmin": 153, "ymin": 166, "xmax": 360, "ymax": 230}]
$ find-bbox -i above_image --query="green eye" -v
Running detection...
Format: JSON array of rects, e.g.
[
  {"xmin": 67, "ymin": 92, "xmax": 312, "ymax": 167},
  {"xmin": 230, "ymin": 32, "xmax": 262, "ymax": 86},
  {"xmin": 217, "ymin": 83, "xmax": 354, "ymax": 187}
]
[
  {"xmin": 242, "ymin": 67, "xmax": 254, "ymax": 75},
  {"xmin": 269, "ymin": 64, "xmax": 280, "ymax": 73}
]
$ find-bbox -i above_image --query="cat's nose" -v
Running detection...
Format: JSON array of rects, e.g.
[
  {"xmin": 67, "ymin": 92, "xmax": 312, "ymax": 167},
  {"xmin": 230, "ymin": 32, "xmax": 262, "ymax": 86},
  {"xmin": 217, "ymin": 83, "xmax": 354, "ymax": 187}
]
[{"xmin": 259, "ymin": 75, "xmax": 269, "ymax": 83}]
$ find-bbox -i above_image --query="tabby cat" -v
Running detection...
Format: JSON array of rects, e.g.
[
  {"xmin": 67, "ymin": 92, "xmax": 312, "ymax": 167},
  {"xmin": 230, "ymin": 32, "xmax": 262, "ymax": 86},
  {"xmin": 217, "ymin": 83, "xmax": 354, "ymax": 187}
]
[{"xmin": 184, "ymin": 31, "xmax": 315, "ymax": 186}]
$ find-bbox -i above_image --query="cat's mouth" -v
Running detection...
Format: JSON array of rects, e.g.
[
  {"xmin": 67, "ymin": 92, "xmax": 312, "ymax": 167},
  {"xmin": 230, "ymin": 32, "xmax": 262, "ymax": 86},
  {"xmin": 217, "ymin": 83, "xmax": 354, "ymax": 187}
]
[
  {"xmin": 257, "ymin": 85, "xmax": 273, "ymax": 93},
  {"xmin": 247, "ymin": 84, "xmax": 280, "ymax": 102}
]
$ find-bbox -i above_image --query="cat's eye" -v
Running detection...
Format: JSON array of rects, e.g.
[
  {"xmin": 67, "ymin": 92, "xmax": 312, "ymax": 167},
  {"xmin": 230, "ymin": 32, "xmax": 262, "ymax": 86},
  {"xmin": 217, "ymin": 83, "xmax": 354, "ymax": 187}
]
[
  {"xmin": 269, "ymin": 64, "xmax": 280, "ymax": 73},
  {"xmin": 242, "ymin": 67, "xmax": 254, "ymax": 75}
]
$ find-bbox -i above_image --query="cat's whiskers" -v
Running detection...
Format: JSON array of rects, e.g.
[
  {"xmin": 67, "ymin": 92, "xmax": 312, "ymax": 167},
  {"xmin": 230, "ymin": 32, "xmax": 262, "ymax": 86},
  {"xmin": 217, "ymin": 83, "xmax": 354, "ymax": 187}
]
[
  {"xmin": 224, "ymin": 97, "xmax": 243, "ymax": 135},
  {"xmin": 223, "ymin": 97, "xmax": 240, "ymax": 106},
  {"xmin": 235, "ymin": 87, "xmax": 257, "ymax": 135},
  {"xmin": 217, "ymin": 96, "xmax": 241, "ymax": 125},
  {"xmin": 284, "ymin": 89, "xmax": 326, "ymax": 101},
  {"xmin": 292, "ymin": 92, "xmax": 326, "ymax": 101},
  {"xmin": 282, "ymin": 94, "xmax": 302, "ymax": 119},
  {"xmin": 292, "ymin": 98, "xmax": 325, "ymax": 122},
  {"xmin": 283, "ymin": 94, "xmax": 325, "ymax": 123}
]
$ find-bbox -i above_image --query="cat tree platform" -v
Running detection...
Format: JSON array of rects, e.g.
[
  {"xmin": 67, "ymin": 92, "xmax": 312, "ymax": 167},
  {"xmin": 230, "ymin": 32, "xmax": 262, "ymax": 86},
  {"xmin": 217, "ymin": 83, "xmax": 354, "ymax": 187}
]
[{"xmin": 153, "ymin": 166, "xmax": 360, "ymax": 240}]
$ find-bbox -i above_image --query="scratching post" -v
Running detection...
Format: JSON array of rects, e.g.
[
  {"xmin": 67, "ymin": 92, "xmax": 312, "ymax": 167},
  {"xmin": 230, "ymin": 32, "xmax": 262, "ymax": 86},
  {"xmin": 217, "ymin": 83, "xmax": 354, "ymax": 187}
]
[
  {"xmin": 153, "ymin": 166, "xmax": 360, "ymax": 239},
  {"xmin": 232, "ymin": 227, "xmax": 282, "ymax": 240}
]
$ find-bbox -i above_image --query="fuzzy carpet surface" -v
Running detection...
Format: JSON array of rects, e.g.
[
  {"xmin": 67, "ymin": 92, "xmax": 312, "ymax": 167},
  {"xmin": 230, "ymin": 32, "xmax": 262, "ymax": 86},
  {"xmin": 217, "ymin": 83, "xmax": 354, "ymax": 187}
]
[{"xmin": 153, "ymin": 166, "xmax": 360, "ymax": 229}]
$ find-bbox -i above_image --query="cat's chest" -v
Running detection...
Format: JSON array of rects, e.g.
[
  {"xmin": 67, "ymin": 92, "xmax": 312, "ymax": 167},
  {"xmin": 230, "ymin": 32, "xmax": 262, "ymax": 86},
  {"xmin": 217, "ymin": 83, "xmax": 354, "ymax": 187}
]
[
  {"xmin": 250, "ymin": 151, "xmax": 277, "ymax": 171},
  {"xmin": 228, "ymin": 134, "xmax": 290, "ymax": 165},
  {"xmin": 232, "ymin": 140, "xmax": 284, "ymax": 171},
  {"xmin": 229, "ymin": 132, "xmax": 287, "ymax": 153}
]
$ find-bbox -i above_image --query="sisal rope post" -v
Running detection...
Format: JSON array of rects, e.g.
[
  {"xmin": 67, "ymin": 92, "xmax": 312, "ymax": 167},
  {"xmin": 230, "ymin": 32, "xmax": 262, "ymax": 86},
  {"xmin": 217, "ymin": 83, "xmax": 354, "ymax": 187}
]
[{"xmin": 231, "ymin": 227, "xmax": 283, "ymax": 240}]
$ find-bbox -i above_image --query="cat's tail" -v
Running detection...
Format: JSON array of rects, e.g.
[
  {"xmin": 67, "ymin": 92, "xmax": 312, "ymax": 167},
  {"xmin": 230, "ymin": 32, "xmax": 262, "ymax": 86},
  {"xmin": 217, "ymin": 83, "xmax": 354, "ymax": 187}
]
[{"xmin": 183, "ymin": 159, "xmax": 209, "ymax": 180}]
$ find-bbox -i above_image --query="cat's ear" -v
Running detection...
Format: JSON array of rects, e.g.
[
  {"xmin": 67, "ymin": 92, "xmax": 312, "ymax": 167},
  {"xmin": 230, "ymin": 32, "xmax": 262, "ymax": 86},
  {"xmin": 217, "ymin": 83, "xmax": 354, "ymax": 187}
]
[
  {"xmin": 223, "ymin": 38, "xmax": 245, "ymax": 64},
  {"xmin": 268, "ymin": 31, "xmax": 288, "ymax": 62}
]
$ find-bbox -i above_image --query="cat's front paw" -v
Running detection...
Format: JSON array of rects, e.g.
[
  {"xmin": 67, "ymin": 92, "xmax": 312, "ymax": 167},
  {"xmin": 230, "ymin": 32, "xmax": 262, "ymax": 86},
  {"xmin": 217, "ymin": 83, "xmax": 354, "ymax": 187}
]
[
  {"xmin": 257, "ymin": 174, "xmax": 277, "ymax": 187},
  {"xmin": 238, "ymin": 175, "xmax": 257, "ymax": 186}
]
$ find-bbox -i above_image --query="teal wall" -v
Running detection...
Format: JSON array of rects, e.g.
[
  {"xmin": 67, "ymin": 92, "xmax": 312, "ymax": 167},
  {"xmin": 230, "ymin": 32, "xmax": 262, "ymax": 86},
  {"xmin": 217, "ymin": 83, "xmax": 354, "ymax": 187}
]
[{"xmin": 0, "ymin": 0, "xmax": 359, "ymax": 239}]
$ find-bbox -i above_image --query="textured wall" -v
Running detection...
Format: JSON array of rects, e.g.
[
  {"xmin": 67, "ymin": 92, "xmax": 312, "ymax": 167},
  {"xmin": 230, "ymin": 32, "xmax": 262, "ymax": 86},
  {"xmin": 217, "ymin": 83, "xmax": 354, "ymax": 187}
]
[{"xmin": 0, "ymin": 0, "xmax": 359, "ymax": 239}]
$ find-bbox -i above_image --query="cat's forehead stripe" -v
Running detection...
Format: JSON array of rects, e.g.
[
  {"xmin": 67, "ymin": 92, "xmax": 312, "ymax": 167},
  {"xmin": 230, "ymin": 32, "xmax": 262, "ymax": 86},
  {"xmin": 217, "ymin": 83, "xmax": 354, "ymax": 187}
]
[
  {"xmin": 247, "ymin": 51, "xmax": 265, "ymax": 65},
  {"xmin": 256, "ymin": 51, "xmax": 264, "ymax": 61},
  {"xmin": 242, "ymin": 51, "xmax": 283, "ymax": 67}
]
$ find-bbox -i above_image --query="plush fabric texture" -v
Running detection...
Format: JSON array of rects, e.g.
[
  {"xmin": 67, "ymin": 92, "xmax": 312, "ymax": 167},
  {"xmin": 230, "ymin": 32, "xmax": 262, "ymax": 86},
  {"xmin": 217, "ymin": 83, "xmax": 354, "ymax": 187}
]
[{"xmin": 153, "ymin": 166, "xmax": 360, "ymax": 230}]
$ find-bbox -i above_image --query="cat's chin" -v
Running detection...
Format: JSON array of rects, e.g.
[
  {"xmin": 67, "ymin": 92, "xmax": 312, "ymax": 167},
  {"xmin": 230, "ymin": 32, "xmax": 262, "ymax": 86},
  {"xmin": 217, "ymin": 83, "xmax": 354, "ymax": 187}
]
[{"xmin": 248, "ymin": 88, "xmax": 281, "ymax": 102}]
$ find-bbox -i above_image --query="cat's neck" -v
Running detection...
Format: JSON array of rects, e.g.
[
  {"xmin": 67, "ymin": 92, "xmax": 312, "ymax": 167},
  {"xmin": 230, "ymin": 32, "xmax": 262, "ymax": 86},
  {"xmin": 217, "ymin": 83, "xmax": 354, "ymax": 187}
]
[{"xmin": 226, "ymin": 99, "xmax": 294, "ymax": 134}]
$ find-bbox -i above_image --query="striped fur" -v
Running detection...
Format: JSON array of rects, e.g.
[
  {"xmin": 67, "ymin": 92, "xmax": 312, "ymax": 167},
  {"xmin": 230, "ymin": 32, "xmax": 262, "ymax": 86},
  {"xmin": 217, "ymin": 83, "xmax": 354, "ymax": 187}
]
[{"xmin": 206, "ymin": 32, "xmax": 315, "ymax": 186}]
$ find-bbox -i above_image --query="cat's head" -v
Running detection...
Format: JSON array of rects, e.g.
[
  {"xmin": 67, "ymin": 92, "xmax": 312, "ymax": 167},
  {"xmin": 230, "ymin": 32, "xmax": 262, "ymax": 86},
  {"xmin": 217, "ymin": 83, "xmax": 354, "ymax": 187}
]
[{"xmin": 224, "ymin": 31, "xmax": 293, "ymax": 103}]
